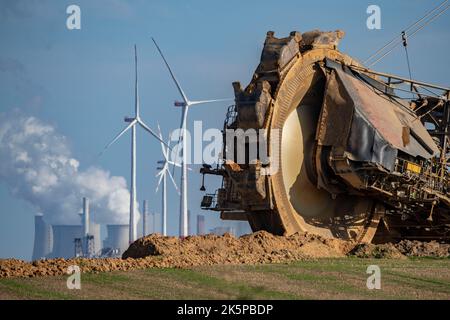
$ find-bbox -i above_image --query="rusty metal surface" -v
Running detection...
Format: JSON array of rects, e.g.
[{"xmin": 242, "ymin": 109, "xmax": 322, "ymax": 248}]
[
  {"xmin": 256, "ymin": 31, "xmax": 301, "ymax": 74},
  {"xmin": 334, "ymin": 66, "xmax": 439, "ymax": 159},
  {"xmin": 301, "ymin": 30, "xmax": 345, "ymax": 50}
]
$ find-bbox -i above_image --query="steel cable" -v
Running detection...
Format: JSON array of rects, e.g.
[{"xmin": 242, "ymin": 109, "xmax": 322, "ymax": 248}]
[{"xmin": 365, "ymin": 1, "xmax": 450, "ymax": 67}]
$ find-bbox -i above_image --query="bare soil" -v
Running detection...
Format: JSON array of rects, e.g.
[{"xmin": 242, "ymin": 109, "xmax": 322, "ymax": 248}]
[
  {"xmin": 1, "ymin": 231, "xmax": 449, "ymax": 279},
  {"xmin": 350, "ymin": 240, "xmax": 450, "ymax": 259}
]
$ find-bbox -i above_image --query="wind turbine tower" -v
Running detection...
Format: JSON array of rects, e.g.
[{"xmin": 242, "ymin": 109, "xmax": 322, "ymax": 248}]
[
  {"xmin": 101, "ymin": 45, "xmax": 167, "ymax": 243},
  {"xmin": 156, "ymin": 125, "xmax": 180, "ymax": 236},
  {"xmin": 152, "ymin": 38, "xmax": 233, "ymax": 237},
  {"xmin": 142, "ymin": 200, "xmax": 148, "ymax": 237}
]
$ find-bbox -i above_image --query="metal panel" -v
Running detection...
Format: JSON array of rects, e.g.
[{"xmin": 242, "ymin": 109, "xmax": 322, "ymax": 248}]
[
  {"xmin": 319, "ymin": 62, "xmax": 439, "ymax": 172},
  {"xmin": 339, "ymin": 66, "xmax": 438, "ymax": 158}
]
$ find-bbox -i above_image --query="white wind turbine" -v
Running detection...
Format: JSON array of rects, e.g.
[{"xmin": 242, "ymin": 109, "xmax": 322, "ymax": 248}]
[
  {"xmin": 100, "ymin": 45, "xmax": 168, "ymax": 243},
  {"xmin": 152, "ymin": 37, "xmax": 233, "ymax": 237},
  {"xmin": 156, "ymin": 124, "xmax": 180, "ymax": 236}
]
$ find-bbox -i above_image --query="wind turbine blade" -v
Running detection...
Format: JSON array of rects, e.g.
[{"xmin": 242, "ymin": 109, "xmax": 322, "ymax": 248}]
[
  {"xmin": 134, "ymin": 45, "xmax": 140, "ymax": 118},
  {"xmin": 171, "ymin": 107, "xmax": 187, "ymax": 176},
  {"xmin": 157, "ymin": 121, "xmax": 163, "ymax": 139},
  {"xmin": 151, "ymin": 37, "xmax": 189, "ymax": 104},
  {"xmin": 99, "ymin": 119, "xmax": 137, "ymax": 156},
  {"xmin": 167, "ymin": 130, "xmax": 173, "ymax": 148},
  {"xmin": 155, "ymin": 170, "xmax": 164, "ymax": 193},
  {"xmin": 189, "ymin": 98, "xmax": 234, "ymax": 106},
  {"xmin": 162, "ymin": 147, "xmax": 170, "ymax": 162},
  {"xmin": 167, "ymin": 160, "xmax": 182, "ymax": 168},
  {"xmin": 137, "ymin": 119, "xmax": 171, "ymax": 150},
  {"xmin": 166, "ymin": 128, "xmax": 179, "ymax": 175},
  {"xmin": 157, "ymin": 122, "xmax": 168, "ymax": 159},
  {"xmin": 167, "ymin": 167, "xmax": 180, "ymax": 194}
]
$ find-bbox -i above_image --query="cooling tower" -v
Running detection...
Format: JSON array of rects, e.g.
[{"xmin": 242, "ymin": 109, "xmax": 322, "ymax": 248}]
[
  {"xmin": 89, "ymin": 222, "xmax": 101, "ymax": 255},
  {"xmin": 50, "ymin": 225, "xmax": 83, "ymax": 259},
  {"xmin": 32, "ymin": 214, "xmax": 53, "ymax": 261},
  {"xmin": 105, "ymin": 224, "xmax": 129, "ymax": 255},
  {"xmin": 197, "ymin": 215, "xmax": 205, "ymax": 235}
]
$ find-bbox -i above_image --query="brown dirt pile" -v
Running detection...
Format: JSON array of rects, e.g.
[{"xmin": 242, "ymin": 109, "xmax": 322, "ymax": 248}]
[
  {"xmin": 349, "ymin": 240, "xmax": 450, "ymax": 259},
  {"xmin": 349, "ymin": 243, "xmax": 406, "ymax": 259},
  {"xmin": 122, "ymin": 231, "xmax": 349, "ymax": 261},
  {"xmin": 1, "ymin": 231, "xmax": 347, "ymax": 278},
  {"xmin": 394, "ymin": 240, "xmax": 450, "ymax": 258},
  {"xmin": 2, "ymin": 232, "xmax": 449, "ymax": 279}
]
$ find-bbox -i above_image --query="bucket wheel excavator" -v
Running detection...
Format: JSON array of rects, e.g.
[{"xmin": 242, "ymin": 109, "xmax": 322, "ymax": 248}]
[{"xmin": 200, "ymin": 30, "xmax": 450, "ymax": 243}]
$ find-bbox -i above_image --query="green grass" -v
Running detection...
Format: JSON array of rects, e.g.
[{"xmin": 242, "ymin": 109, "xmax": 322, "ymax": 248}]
[
  {"xmin": 82, "ymin": 272, "xmax": 130, "ymax": 285},
  {"xmin": 259, "ymin": 260, "xmax": 391, "ymax": 299},
  {"xmin": 385, "ymin": 271, "xmax": 450, "ymax": 293},
  {"xmin": 146, "ymin": 268, "xmax": 300, "ymax": 300},
  {"xmin": 1, "ymin": 258, "xmax": 449, "ymax": 300},
  {"xmin": 0, "ymin": 279, "xmax": 75, "ymax": 300}
]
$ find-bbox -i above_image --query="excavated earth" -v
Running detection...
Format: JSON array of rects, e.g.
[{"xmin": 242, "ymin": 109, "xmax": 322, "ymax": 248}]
[
  {"xmin": 1, "ymin": 231, "xmax": 449, "ymax": 278},
  {"xmin": 351, "ymin": 240, "xmax": 450, "ymax": 259}
]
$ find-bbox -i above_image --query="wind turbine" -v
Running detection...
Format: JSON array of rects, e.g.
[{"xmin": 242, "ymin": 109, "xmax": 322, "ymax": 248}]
[
  {"xmin": 156, "ymin": 124, "xmax": 180, "ymax": 236},
  {"xmin": 151, "ymin": 37, "xmax": 233, "ymax": 237},
  {"xmin": 100, "ymin": 45, "xmax": 167, "ymax": 243}
]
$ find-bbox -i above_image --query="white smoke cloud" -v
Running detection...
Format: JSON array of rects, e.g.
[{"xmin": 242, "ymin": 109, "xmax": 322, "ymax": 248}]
[{"xmin": 0, "ymin": 110, "xmax": 135, "ymax": 225}]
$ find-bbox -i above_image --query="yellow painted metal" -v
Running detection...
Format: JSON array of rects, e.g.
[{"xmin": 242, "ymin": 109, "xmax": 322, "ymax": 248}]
[{"xmin": 406, "ymin": 162, "xmax": 422, "ymax": 174}]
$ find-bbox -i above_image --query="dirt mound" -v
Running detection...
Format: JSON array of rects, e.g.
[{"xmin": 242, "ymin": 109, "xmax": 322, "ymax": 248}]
[
  {"xmin": 1, "ymin": 231, "xmax": 347, "ymax": 278},
  {"xmin": 0, "ymin": 257, "xmax": 152, "ymax": 278},
  {"xmin": 123, "ymin": 231, "xmax": 349, "ymax": 262},
  {"xmin": 348, "ymin": 240, "xmax": 450, "ymax": 259},
  {"xmin": 395, "ymin": 240, "xmax": 450, "ymax": 258},
  {"xmin": 3, "ymin": 232, "xmax": 449, "ymax": 278},
  {"xmin": 349, "ymin": 243, "xmax": 406, "ymax": 259}
]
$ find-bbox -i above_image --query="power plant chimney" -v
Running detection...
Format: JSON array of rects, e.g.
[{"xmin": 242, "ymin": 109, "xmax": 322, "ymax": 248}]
[{"xmin": 82, "ymin": 197, "xmax": 90, "ymax": 236}]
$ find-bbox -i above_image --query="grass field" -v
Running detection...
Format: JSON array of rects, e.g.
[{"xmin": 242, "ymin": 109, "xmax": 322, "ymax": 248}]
[{"xmin": 1, "ymin": 258, "xmax": 449, "ymax": 300}]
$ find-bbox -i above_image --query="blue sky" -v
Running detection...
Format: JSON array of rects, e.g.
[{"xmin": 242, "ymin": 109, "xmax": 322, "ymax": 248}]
[{"xmin": 0, "ymin": 0, "xmax": 449, "ymax": 260}]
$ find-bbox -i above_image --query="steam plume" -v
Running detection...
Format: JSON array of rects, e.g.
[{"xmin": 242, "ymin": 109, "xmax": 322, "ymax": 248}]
[{"xmin": 0, "ymin": 110, "xmax": 135, "ymax": 225}]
